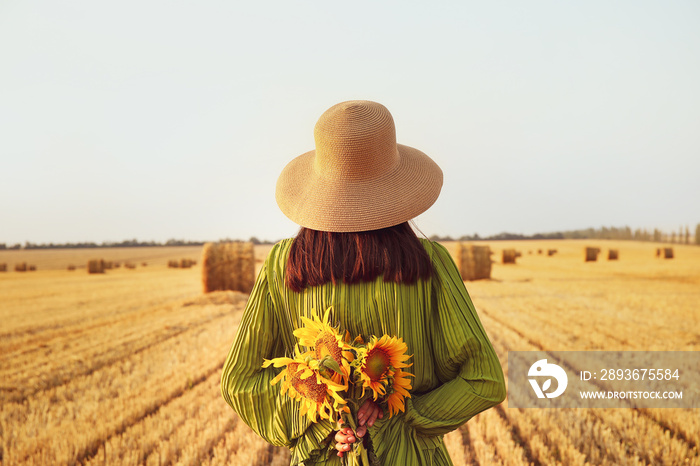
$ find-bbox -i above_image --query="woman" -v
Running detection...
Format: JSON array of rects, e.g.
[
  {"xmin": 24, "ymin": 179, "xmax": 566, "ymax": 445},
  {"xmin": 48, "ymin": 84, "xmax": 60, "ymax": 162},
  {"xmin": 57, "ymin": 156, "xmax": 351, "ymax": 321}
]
[{"xmin": 221, "ymin": 100, "xmax": 506, "ymax": 465}]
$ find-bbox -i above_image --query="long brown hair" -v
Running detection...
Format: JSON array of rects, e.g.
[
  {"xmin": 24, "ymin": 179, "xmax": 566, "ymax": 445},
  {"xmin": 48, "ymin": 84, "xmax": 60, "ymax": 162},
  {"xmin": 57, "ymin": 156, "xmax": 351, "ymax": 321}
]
[{"xmin": 285, "ymin": 222, "xmax": 433, "ymax": 292}]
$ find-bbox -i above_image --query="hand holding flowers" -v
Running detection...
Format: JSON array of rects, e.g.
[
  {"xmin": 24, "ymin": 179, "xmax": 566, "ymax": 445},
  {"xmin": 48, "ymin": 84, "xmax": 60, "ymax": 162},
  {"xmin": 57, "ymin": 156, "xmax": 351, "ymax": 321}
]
[
  {"xmin": 262, "ymin": 307, "xmax": 413, "ymax": 466},
  {"xmin": 335, "ymin": 399, "xmax": 383, "ymax": 457}
]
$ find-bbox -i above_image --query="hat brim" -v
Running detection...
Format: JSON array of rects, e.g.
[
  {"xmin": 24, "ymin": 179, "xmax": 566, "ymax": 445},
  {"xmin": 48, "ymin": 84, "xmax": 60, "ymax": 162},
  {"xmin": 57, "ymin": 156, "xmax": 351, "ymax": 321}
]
[{"xmin": 275, "ymin": 144, "xmax": 443, "ymax": 232}]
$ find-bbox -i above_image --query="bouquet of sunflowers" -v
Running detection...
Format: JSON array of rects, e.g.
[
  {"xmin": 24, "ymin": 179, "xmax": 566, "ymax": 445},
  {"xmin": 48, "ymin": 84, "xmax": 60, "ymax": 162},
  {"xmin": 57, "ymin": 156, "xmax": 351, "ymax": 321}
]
[{"xmin": 262, "ymin": 307, "xmax": 413, "ymax": 466}]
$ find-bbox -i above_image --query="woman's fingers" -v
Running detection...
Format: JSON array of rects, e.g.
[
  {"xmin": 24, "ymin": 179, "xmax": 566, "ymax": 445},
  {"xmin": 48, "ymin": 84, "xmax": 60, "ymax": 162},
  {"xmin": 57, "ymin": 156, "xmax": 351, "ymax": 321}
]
[
  {"xmin": 335, "ymin": 430, "xmax": 354, "ymax": 458},
  {"xmin": 366, "ymin": 406, "xmax": 380, "ymax": 427},
  {"xmin": 358, "ymin": 400, "xmax": 373, "ymax": 425},
  {"xmin": 335, "ymin": 441, "xmax": 351, "ymax": 458},
  {"xmin": 334, "ymin": 422, "xmax": 362, "ymax": 457},
  {"xmin": 357, "ymin": 399, "xmax": 385, "ymax": 427},
  {"xmin": 334, "ymin": 430, "xmax": 355, "ymax": 444},
  {"xmin": 357, "ymin": 400, "xmax": 370, "ymax": 423},
  {"xmin": 334, "ymin": 401, "xmax": 386, "ymax": 457},
  {"xmin": 336, "ymin": 403, "xmax": 388, "ymax": 452}
]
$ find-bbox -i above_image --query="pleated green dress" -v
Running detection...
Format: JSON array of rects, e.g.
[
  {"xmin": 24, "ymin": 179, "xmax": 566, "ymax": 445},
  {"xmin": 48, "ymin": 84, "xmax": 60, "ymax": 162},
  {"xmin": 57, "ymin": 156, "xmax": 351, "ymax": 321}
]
[{"xmin": 221, "ymin": 238, "xmax": 506, "ymax": 466}]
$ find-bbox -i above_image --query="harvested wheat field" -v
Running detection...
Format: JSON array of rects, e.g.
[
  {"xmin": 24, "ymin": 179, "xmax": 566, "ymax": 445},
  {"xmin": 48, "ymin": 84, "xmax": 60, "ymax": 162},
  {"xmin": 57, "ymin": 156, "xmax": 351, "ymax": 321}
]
[{"xmin": 1, "ymin": 240, "xmax": 698, "ymax": 465}]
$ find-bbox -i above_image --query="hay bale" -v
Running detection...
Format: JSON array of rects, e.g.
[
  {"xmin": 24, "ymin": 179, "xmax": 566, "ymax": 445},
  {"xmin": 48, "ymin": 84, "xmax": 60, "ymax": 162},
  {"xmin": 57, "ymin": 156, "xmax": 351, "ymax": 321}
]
[
  {"xmin": 67, "ymin": 264, "xmax": 76, "ymax": 271},
  {"xmin": 28, "ymin": 265, "xmax": 36, "ymax": 271},
  {"xmin": 664, "ymin": 247, "xmax": 674, "ymax": 259},
  {"xmin": 0, "ymin": 263, "xmax": 6, "ymax": 272},
  {"xmin": 585, "ymin": 247, "xmax": 600, "ymax": 262},
  {"xmin": 202, "ymin": 241, "xmax": 255, "ymax": 293},
  {"xmin": 15, "ymin": 262, "xmax": 27, "ymax": 272},
  {"xmin": 180, "ymin": 258, "xmax": 193, "ymax": 269},
  {"xmin": 502, "ymin": 249, "xmax": 517, "ymax": 264},
  {"xmin": 454, "ymin": 243, "xmax": 492, "ymax": 281},
  {"xmin": 88, "ymin": 259, "xmax": 105, "ymax": 274},
  {"xmin": 114, "ymin": 262, "xmax": 121, "ymax": 268},
  {"xmin": 124, "ymin": 262, "xmax": 136, "ymax": 269},
  {"xmin": 104, "ymin": 261, "xmax": 113, "ymax": 270},
  {"xmin": 141, "ymin": 262, "xmax": 148, "ymax": 267},
  {"xmin": 656, "ymin": 248, "xmax": 661, "ymax": 257},
  {"xmin": 547, "ymin": 249, "xmax": 558, "ymax": 256},
  {"xmin": 168, "ymin": 260, "xmax": 179, "ymax": 268},
  {"xmin": 537, "ymin": 249, "xmax": 543, "ymax": 254},
  {"xmin": 608, "ymin": 249, "xmax": 619, "ymax": 260},
  {"xmin": 514, "ymin": 250, "xmax": 522, "ymax": 258}
]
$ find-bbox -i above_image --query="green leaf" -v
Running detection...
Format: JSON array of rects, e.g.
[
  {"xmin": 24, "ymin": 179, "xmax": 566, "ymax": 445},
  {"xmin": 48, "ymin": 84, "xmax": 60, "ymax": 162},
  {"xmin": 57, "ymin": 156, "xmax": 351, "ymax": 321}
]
[{"xmin": 321, "ymin": 355, "xmax": 344, "ymax": 375}]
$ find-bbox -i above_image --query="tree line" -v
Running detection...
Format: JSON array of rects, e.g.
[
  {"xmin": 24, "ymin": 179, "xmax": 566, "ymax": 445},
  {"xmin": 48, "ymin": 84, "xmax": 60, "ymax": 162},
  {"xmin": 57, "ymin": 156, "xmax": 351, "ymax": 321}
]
[
  {"xmin": 430, "ymin": 224, "xmax": 700, "ymax": 244},
  {"xmin": 1, "ymin": 226, "xmax": 697, "ymax": 250},
  {"xmin": 0, "ymin": 238, "xmax": 206, "ymax": 250}
]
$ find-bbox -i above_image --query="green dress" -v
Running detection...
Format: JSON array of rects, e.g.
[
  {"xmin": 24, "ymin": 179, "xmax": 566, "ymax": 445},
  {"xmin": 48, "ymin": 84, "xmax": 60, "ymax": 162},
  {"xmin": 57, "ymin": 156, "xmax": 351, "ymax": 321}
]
[{"xmin": 221, "ymin": 238, "xmax": 506, "ymax": 465}]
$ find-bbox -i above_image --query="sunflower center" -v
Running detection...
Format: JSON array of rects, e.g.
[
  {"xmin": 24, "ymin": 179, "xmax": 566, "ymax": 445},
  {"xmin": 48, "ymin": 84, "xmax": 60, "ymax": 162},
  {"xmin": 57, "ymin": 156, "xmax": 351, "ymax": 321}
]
[
  {"xmin": 364, "ymin": 348, "xmax": 391, "ymax": 382},
  {"xmin": 288, "ymin": 363, "xmax": 327, "ymax": 404},
  {"xmin": 314, "ymin": 332, "xmax": 342, "ymax": 364}
]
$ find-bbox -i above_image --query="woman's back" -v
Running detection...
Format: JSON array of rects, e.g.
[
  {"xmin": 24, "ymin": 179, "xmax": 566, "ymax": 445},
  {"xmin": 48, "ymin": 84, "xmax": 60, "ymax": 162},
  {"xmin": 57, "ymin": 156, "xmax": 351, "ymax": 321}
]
[{"xmin": 221, "ymin": 237, "xmax": 506, "ymax": 465}]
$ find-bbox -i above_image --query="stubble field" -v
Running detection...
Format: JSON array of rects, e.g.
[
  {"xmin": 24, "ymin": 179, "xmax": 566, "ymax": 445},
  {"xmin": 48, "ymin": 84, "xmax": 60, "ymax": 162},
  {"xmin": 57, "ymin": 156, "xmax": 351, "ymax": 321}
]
[{"xmin": 1, "ymin": 240, "xmax": 698, "ymax": 465}]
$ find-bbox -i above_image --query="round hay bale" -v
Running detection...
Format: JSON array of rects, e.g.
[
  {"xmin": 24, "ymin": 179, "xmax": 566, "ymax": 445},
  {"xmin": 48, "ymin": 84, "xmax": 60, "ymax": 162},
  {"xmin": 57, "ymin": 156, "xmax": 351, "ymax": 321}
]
[
  {"xmin": 608, "ymin": 249, "xmax": 619, "ymax": 260},
  {"xmin": 202, "ymin": 241, "xmax": 255, "ymax": 293},
  {"xmin": 103, "ymin": 261, "xmax": 114, "ymax": 270},
  {"xmin": 656, "ymin": 248, "xmax": 661, "ymax": 257},
  {"xmin": 67, "ymin": 264, "xmax": 76, "ymax": 271},
  {"xmin": 88, "ymin": 259, "xmax": 105, "ymax": 274},
  {"xmin": 180, "ymin": 258, "xmax": 193, "ymax": 269},
  {"xmin": 124, "ymin": 262, "xmax": 136, "ymax": 269},
  {"xmin": 664, "ymin": 247, "xmax": 674, "ymax": 259},
  {"xmin": 455, "ymin": 243, "xmax": 492, "ymax": 281},
  {"xmin": 15, "ymin": 262, "xmax": 27, "ymax": 272},
  {"xmin": 547, "ymin": 249, "xmax": 558, "ymax": 256},
  {"xmin": 502, "ymin": 249, "xmax": 517, "ymax": 264},
  {"xmin": 0, "ymin": 263, "xmax": 7, "ymax": 272},
  {"xmin": 141, "ymin": 262, "xmax": 148, "ymax": 267},
  {"xmin": 168, "ymin": 260, "xmax": 180, "ymax": 268},
  {"xmin": 537, "ymin": 249, "xmax": 543, "ymax": 254},
  {"xmin": 585, "ymin": 247, "xmax": 599, "ymax": 262},
  {"xmin": 28, "ymin": 265, "xmax": 37, "ymax": 271}
]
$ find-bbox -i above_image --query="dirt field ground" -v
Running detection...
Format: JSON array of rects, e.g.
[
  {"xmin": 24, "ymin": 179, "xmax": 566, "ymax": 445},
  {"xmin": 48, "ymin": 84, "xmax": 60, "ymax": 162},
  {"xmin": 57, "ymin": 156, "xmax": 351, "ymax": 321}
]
[{"xmin": 1, "ymin": 240, "xmax": 698, "ymax": 465}]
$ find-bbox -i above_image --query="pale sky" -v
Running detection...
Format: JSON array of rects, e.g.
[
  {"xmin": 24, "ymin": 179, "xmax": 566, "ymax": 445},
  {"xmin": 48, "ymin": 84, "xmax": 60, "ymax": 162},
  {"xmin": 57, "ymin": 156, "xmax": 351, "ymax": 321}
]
[{"xmin": 1, "ymin": 1, "xmax": 698, "ymax": 244}]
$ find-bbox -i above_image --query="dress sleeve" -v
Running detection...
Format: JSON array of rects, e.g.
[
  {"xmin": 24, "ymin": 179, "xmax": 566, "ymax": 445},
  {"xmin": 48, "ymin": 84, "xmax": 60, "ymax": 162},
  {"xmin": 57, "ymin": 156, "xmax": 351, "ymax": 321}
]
[
  {"xmin": 220, "ymin": 247, "xmax": 335, "ymax": 464},
  {"xmin": 402, "ymin": 242, "xmax": 506, "ymax": 437}
]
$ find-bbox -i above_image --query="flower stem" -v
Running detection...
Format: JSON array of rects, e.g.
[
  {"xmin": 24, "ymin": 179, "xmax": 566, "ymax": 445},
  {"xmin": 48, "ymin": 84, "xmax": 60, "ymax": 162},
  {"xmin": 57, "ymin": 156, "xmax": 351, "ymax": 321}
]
[{"xmin": 341, "ymin": 399, "xmax": 371, "ymax": 466}]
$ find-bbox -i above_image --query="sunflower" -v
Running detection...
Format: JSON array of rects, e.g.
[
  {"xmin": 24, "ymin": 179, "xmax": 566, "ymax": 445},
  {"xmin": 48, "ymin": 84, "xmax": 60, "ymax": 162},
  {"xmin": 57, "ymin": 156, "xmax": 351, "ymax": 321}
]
[
  {"xmin": 358, "ymin": 335, "xmax": 412, "ymax": 400},
  {"xmin": 293, "ymin": 307, "xmax": 354, "ymax": 384},
  {"xmin": 384, "ymin": 368, "xmax": 414, "ymax": 417},
  {"xmin": 263, "ymin": 348, "xmax": 349, "ymax": 422}
]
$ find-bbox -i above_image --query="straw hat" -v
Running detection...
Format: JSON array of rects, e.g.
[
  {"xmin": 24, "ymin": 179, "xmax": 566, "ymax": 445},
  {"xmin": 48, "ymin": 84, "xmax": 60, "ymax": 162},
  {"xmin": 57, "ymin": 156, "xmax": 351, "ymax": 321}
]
[{"xmin": 275, "ymin": 100, "xmax": 443, "ymax": 232}]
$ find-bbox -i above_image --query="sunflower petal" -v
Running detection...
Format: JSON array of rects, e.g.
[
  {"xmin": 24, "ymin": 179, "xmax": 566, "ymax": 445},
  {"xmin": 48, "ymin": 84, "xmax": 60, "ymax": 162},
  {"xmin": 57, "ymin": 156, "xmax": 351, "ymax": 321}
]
[
  {"xmin": 271, "ymin": 370, "xmax": 286, "ymax": 385},
  {"xmin": 322, "ymin": 306, "xmax": 333, "ymax": 324}
]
